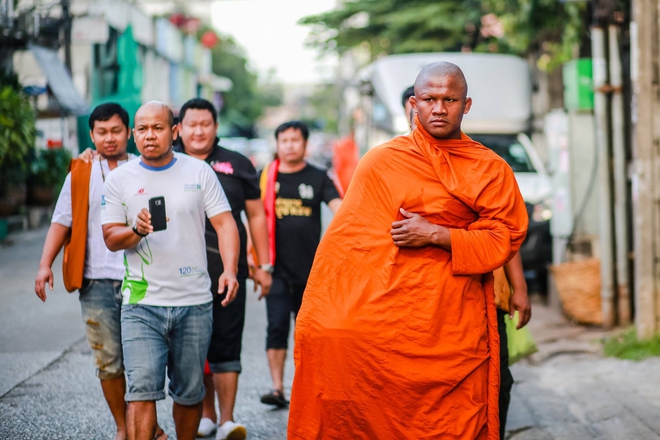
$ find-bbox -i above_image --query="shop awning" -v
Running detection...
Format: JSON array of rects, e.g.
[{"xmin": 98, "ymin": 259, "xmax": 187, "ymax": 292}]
[{"xmin": 29, "ymin": 44, "xmax": 88, "ymax": 116}]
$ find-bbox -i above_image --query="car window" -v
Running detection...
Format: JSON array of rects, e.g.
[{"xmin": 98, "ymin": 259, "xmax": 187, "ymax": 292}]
[{"xmin": 470, "ymin": 134, "xmax": 536, "ymax": 173}]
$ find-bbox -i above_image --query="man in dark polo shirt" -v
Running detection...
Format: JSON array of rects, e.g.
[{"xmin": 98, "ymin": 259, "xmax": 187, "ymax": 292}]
[
  {"xmin": 259, "ymin": 120, "xmax": 342, "ymax": 407},
  {"xmin": 175, "ymin": 98, "xmax": 272, "ymax": 440}
]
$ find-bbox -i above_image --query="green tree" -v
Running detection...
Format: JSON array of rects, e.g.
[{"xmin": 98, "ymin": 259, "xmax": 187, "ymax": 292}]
[
  {"xmin": 301, "ymin": 0, "xmax": 483, "ymax": 57},
  {"xmin": 480, "ymin": 0, "xmax": 586, "ymax": 70},
  {"xmin": 207, "ymin": 31, "xmax": 262, "ymax": 123},
  {"xmin": 0, "ymin": 84, "xmax": 35, "ymax": 170},
  {"xmin": 301, "ymin": 0, "xmax": 586, "ymax": 70}
]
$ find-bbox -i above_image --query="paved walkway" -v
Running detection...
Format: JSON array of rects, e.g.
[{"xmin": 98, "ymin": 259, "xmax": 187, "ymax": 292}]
[
  {"xmin": 507, "ymin": 303, "xmax": 660, "ymax": 439},
  {"xmin": 0, "ymin": 279, "xmax": 293, "ymax": 440},
  {"xmin": 3, "ymin": 229, "xmax": 660, "ymax": 439}
]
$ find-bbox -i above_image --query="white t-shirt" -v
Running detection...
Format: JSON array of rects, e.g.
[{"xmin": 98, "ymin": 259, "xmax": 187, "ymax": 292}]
[
  {"xmin": 101, "ymin": 153, "xmax": 231, "ymax": 306},
  {"xmin": 52, "ymin": 155, "xmax": 135, "ymax": 280}
]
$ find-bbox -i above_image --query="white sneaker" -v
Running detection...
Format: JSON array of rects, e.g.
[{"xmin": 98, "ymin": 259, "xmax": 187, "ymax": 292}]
[
  {"xmin": 216, "ymin": 421, "xmax": 247, "ymax": 440},
  {"xmin": 197, "ymin": 417, "xmax": 217, "ymax": 437}
]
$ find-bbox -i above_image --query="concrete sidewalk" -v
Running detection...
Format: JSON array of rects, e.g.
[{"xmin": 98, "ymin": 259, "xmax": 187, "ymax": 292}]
[
  {"xmin": 0, "ymin": 228, "xmax": 85, "ymax": 398},
  {"xmin": 0, "ymin": 279, "xmax": 293, "ymax": 440},
  {"xmin": 3, "ymin": 227, "xmax": 660, "ymax": 438},
  {"xmin": 507, "ymin": 302, "xmax": 660, "ymax": 439}
]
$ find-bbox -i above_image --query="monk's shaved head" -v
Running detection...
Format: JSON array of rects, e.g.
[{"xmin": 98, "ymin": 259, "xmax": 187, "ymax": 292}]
[
  {"xmin": 414, "ymin": 62, "xmax": 468, "ymax": 100},
  {"xmin": 410, "ymin": 61, "xmax": 472, "ymax": 140},
  {"xmin": 136, "ymin": 101, "xmax": 174, "ymax": 127}
]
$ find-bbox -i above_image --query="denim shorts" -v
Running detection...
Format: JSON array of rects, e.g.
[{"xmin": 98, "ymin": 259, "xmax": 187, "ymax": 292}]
[
  {"xmin": 79, "ymin": 279, "xmax": 124, "ymax": 380},
  {"xmin": 121, "ymin": 302, "xmax": 213, "ymax": 405}
]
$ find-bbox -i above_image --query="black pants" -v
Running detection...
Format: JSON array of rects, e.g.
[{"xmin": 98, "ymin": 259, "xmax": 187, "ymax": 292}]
[
  {"xmin": 206, "ymin": 251, "xmax": 247, "ymax": 373},
  {"xmin": 498, "ymin": 308, "xmax": 514, "ymax": 439},
  {"xmin": 265, "ymin": 277, "xmax": 305, "ymax": 350}
]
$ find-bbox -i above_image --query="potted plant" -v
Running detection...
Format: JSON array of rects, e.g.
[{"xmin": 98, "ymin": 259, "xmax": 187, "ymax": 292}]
[
  {"xmin": 27, "ymin": 147, "xmax": 72, "ymax": 206},
  {"xmin": 0, "ymin": 81, "xmax": 35, "ymax": 216}
]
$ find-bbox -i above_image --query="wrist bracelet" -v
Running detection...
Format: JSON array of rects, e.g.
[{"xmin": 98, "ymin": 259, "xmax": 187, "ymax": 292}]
[{"xmin": 132, "ymin": 225, "xmax": 148, "ymax": 238}]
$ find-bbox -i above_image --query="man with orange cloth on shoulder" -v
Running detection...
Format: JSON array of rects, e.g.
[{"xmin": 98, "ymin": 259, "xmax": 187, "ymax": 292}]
[{"xmin": 288, "ymin": 61, "xmax": 528, "ymax": 439}]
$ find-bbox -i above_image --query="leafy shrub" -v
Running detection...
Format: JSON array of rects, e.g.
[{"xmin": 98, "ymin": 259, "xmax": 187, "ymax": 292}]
[
  {"xmin": 0, "ymin": 85, "xmax": 35, "ymax": 171},
  {"xmin": 603, "ymin": 328, "xmax": 660, "ymax": 361},
  {"xmin": 29, "ymin": 147, "xmax": 72, "ymax": 190}
]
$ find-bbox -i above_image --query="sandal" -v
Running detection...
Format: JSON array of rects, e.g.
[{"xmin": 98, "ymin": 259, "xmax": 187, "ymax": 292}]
[{"xmin": 260, "ymin": 389, "xmax": 289, "ymax": 408}]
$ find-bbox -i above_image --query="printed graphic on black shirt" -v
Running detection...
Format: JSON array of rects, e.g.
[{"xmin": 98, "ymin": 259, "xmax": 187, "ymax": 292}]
[{"xmin": 269, "ymin": 164, "xmax": 340, "ymax": 283}]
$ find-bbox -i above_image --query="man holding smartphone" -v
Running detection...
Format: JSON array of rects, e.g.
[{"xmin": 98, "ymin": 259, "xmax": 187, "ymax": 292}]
[
  {"xmin": 101, "ymin": 101, "xmax": 240, "ymax": 440},
  {"xmin": 33, "ymin": 103, "xmax": 166, "ymax": 440}
]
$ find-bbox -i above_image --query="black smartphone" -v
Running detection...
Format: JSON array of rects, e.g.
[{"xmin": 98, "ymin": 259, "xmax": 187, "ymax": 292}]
[{"xmin": 148, "ymin": 196, "xmax": 167, "ymax": 232}]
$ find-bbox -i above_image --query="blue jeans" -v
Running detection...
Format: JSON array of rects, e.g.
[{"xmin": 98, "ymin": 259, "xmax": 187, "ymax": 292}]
[
  {"xmin": 79, "ymin": 279, "xmax": 124, "ymax": 380},
  {"xmin": 121, "ymin": 302, "xmax": 213, "ymax": 405}
]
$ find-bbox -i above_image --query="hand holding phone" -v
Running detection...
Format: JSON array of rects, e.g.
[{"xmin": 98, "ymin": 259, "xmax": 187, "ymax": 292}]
[{"xmin": 149, "ymin": 196, "xmax": 167, "ymax": 232}]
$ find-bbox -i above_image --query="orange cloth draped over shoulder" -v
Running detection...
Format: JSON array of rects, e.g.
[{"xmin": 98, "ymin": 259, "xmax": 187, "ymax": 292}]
[
  {"xmin": 288, "ymin": 118, "xmax": 528, "ymax": 440},
  {"xmin": 62, "ymin": 159, "xmax": 92, "ymax": 292},
  {"xmin": 332, "ymin": 134, "xmax": 359, "ymax": 194}
]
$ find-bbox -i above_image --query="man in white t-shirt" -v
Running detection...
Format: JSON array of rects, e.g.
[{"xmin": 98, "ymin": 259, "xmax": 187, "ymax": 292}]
[
  {"xmin": 101, "ymin": 101, "xmax": 239, "ymax": 440},
  {"xmin": 34, "ymin": 103, "xmax": 158, "ymax": 440}
]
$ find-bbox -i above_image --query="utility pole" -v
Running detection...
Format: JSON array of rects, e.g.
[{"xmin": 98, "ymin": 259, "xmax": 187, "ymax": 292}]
[
  {"xmin": 1, "ymin": 0, "xmax": 16, "ymax": 75},
  {"xmin": 608, "ymin": 25, "xmax": 631, "ymax": 325},
  {"xmin": 61, "ymin": 0, "xmax": 72, "ymax": 73},
  {"xmin": 631, "ymin": 0, "xmax": 660, "ymax": 338},
  {"xmin": 592, "ymin": 25, "xmax": 616, "ymax": 328}
]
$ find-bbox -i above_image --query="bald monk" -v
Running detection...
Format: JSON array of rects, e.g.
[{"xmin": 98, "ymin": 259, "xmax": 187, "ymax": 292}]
[
  {"xmin": 401, "ymin": 83, "xmax": 532, "ymax": 438},
  {"xmin": 288, "ymin": 63, "xmax": 528, "ymax": 439}
]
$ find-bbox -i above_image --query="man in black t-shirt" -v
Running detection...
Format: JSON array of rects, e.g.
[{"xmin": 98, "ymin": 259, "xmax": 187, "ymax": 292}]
[
  {"xmin": 259, "ymin": 120, "xmax": 342, "ymax": 408},
  {"xmin": 175, "ymin": 98, "xmax": 272, "ymax": 440}
]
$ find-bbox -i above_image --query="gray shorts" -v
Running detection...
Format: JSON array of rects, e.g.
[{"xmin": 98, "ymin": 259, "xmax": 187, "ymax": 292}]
[{"xmin": 79, "ymin": 279, "xmax": 124, "ymax": 380}]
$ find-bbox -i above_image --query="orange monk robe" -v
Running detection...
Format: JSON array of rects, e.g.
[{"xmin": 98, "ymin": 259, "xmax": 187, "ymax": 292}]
[
  {"xmin": 332, "ymin": 134, "xmax": 359, "ymax": 194},
  {"xmin": 288, "ymin": 119, "xmax": 528, "ymax": 440}
]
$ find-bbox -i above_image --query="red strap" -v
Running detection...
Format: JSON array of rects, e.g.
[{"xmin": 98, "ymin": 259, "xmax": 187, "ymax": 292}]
[{"xmin": 263, "ymin": 159, "xmax": 279, "ymax": 265}]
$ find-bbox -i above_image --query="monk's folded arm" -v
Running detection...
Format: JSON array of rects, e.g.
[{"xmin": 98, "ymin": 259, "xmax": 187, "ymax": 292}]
[
  {"xmin": 449, "ymin": 220, "xmax": 512, "ymax": 275},
  {"xmin": 449, "ymin": 164, "xmax": 528, "ymax": 276}
]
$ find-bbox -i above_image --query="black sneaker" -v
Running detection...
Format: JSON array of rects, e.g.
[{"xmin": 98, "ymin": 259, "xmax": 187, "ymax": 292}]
[{"xmin": 260, "ymin": 389, "xmax": 289, "ymax": 408}]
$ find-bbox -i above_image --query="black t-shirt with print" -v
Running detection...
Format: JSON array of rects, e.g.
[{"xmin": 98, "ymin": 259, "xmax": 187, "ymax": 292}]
[
  {"xmin": 270, "ymin": 163, "xmax": 341, "ymax": 284},
  {"xmin": 175, "ymin": 142, "xmax": 260, "ymax": 280}
]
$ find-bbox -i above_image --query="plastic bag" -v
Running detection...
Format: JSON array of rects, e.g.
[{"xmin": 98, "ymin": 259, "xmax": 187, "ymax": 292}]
[{"xmin": 505, "ymin": 311, "xmax": 538, "ymax": 364}]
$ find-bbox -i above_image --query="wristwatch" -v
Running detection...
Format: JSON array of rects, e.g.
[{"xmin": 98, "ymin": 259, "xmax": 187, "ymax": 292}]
[
  {"xmin": 132, "ymin": 225, "xmax": 148, "ymax": 238},
  {"xmin": 259, "ymin": 264, "xmax": 274, "ymax": 274}
]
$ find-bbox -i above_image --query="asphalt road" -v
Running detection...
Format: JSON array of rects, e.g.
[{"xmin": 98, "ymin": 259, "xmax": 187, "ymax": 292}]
[
  {"xmin": 0, "ymin": 228, "xmax": 293, "ymax": 439},
  {"xmin": 5, "ymin": 216, "xmax": 660, "ymax": 439},
  {"xmin": 0, "ymin": 228, "xmax": 86, "ymax": 397}
]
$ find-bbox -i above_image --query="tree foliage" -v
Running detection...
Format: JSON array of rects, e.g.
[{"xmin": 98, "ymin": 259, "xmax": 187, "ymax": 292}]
[
  {"xmin": 0, "ymin": 84, "xmax": 35, "ymax": 170},
  {"xmin": 206, "ymin": 30, "xmax": 262, "ymax": 124},
  {"xmin": 300, "ymin": 0, "xmax": 586, "ymax": 70},
  {"xmin": 481, "ymin": 0, "xmax": 586, "ymax": 70}
]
